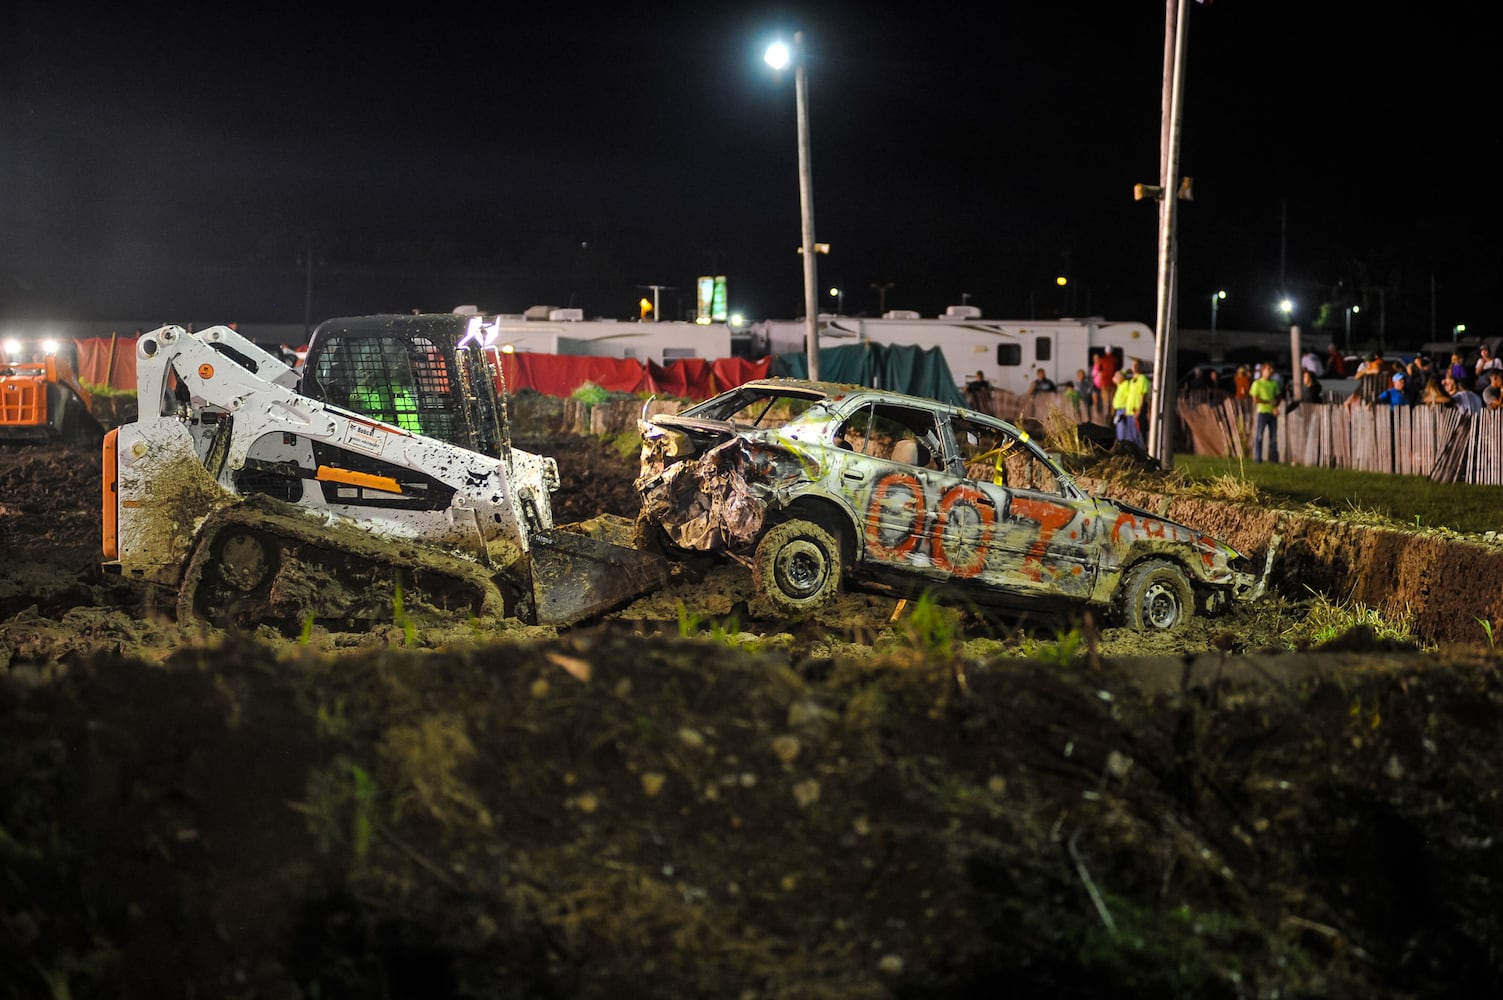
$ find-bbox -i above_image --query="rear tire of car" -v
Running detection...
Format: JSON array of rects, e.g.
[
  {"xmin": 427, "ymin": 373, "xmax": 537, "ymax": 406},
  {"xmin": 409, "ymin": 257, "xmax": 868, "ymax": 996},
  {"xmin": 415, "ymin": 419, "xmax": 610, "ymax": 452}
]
[
  {"xmin": 753, "ymin": 519, "xmax": 842, "ymax": 617},
  {"xmin": 1116, "ymin": 559, "xmax": 1194, "ymax": 630}
]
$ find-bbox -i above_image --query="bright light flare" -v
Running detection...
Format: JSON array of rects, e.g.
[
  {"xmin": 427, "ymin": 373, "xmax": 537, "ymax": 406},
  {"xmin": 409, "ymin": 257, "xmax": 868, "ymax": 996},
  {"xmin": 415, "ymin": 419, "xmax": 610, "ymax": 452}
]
[
  {"xmin": 41, "ymin": 339, "xmax": 59, "ymax": 355},
  {"xmin": 3, "ymin": 339, "xmax": 20, "ymax": 357},
  {"xmin": 764, "ymin": 41, "xmax": 791, "ymax": 70}
]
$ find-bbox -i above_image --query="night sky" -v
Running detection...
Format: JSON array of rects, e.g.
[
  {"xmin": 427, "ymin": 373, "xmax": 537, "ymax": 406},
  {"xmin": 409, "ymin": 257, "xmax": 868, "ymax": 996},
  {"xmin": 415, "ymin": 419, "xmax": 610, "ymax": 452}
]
[{"xmin": 2, "ymin": 2, "xmax": 1496, "ymax": 341}]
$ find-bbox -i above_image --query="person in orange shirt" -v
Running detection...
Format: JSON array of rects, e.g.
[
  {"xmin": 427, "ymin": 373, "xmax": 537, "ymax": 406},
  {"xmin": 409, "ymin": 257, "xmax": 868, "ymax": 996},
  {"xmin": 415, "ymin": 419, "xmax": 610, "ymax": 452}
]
[{"xmin": 1233, "ymin": 365, "xmax": 1252, "ymax": 398}]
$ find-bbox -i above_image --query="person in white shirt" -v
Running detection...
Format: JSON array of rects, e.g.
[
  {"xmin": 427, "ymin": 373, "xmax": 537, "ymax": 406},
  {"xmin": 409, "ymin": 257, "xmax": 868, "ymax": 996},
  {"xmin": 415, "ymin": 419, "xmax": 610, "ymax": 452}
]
[{"xmin": 1442, "ymin": 375, "xmax": 1483, "ymax": 414}]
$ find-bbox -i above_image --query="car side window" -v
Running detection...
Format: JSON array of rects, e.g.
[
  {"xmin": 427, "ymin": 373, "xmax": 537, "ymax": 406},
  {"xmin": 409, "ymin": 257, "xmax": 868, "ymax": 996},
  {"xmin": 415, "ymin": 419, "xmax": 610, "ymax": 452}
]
[
  {"xmin": 953, "ymin": 415, "xmax": 1014, "ymax": 484},
  {"xmin": 951, "ymin": 415, "xmax": 1064, "ymax": 494},
  {"xmin": 864, "ymin": 405, "xmax": 941, "ymax": 469}
]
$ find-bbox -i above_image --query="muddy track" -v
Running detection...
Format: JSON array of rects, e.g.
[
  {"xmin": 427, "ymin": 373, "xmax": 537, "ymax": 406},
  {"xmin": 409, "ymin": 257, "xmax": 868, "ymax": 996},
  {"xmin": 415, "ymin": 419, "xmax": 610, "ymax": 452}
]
[{"xmin": 4, "ymin": 434, "xmax": 1503, "ymax": 999}]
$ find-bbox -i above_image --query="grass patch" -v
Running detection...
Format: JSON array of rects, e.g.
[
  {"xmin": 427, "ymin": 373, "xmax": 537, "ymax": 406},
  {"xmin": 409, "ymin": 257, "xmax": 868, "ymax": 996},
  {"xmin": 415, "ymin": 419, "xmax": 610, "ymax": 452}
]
[
  {"xmin": 1173, "ymin": 455, "xmax": 1503, "ymax": 535},
  {"xmin": 1281, "ymin": 591, "xmax": 1422, "ymax": 649}
]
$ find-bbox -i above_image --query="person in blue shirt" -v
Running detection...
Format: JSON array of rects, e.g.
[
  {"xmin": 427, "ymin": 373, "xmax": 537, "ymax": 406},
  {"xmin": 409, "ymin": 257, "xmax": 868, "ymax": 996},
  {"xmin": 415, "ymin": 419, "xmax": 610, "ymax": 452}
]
[{"xmin": 1376, "ymin": 372, "xmax": 1410, "ymax": 406}]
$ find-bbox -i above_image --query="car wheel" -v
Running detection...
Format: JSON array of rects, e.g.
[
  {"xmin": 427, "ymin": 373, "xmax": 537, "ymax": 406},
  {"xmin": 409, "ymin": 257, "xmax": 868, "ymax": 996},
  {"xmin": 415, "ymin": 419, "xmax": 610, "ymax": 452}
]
[
  {"xmin": 1117, "ymin": 559, "xmax": 1194, "ymax": 630},
  {"xmin": 753, "ymin": 519, "xmax": 842, "ymax": 616}
]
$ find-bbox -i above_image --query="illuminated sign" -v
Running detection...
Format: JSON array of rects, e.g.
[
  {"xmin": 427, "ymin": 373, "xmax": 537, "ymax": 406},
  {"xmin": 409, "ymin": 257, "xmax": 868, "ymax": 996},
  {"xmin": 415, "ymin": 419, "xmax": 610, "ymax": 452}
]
[{"xmin": 696, "ymin": 275, "xmax": 728, "ymax": 324}]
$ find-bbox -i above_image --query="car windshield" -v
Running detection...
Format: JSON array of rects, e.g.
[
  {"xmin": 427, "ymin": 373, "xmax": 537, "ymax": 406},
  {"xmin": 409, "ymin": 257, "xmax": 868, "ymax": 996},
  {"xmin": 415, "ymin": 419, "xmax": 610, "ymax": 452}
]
[{"xmin": 685, "ymin": 387, "xmax": 826, "ymax": 428}]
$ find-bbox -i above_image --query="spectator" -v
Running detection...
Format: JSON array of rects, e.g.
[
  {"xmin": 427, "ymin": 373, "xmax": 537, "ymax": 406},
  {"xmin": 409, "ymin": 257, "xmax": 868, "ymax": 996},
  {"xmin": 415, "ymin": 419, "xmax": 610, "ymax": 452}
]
[
  {"xmin": 1474, "ymin": 346, "xmax": 1502, "ymax": 389},
  {"xmin": 1074, "ymin": 367, "xmax": 1096, "ymax": 408},
  {"xmin": 1301, "ymin": 349, "xmax": 1324, "ymax": 377},
  {"xmin": 1249, "ymin": 363, "xmax": 1281, "ymax": 463},
  {"xmin": 1233, "ymin": 365, "xmax": 1252, "ymax": 399},
  {"xmin": 1349, "ymin": 352, "xmax": 1389, "ymax": 406},
  {"xmin": 1110, "ymin": 371, "xmax": 1142, "ymax": 446},
  {"xmin": 1444, "ymin": 375, "xmax": 1484, "ymax": 414},
  {"xmin": 1411, "ymin": 352, "xmax": 1436, "ymax": 385},
  {"xmin": 1026, "ymin": 367, "xmax": 1057, "ymax": 395},
  {"xmin": 1062, "ymin": 380, "xmax": 1082, "ymax": 411},
  {"xmin": 1091, "ymin": 351, "xmax": 1118, "ymax": 397},
  {"xmin": 965, "ymin": 370, "xmax": 992, "ymax": 411},
  {"xmin": 1377, "ymin": 372, "xmax": 1410, "ymax": 407},
  {"xmin": 1448, "ymin": 352, "xmax": 1469, "ymax": 383},
  {"xmin": 1484, "ymin": 371, "xmax": 1503, "ymax": 409},
  {"xmin": 1326, "ymin": 343, "xmax": 1347, "ymax": 377},
  {"xmin": 1124, "ymin": 358, "xmax": 1151, "ymax": 440},
  {"xmin": 1299, "ymin": 368, "xmax": 1323, "ymax": 404},
  {"xmin": 1421, "ymin": 375, "xmax": 1453, "ymax": 406}
]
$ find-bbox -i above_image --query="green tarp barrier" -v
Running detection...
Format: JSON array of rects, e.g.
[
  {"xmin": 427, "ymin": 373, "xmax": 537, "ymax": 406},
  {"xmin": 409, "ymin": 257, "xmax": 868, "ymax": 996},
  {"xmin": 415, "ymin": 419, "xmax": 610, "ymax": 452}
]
[{"xmin": 770, "ymin": 343, "xmax": 966, "ymax": 407}]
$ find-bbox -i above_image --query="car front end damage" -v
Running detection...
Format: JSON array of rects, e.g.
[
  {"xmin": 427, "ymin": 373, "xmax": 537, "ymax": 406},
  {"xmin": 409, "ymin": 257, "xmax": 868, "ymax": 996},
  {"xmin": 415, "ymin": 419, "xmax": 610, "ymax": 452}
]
[{"xmin": 636, "ymin": 427, "xmax": 818, "ymax": 553}]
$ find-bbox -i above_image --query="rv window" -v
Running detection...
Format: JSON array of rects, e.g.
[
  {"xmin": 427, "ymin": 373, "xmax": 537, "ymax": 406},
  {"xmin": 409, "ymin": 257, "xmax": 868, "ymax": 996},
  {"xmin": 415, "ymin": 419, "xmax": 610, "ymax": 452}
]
[
  {"xmin": 996, "ymin": 344, "xmax": 1022, "ymax": 367},
  {"xmin": 1035, "ymin": 339, "xmax": 1052, "ymax": 362}
]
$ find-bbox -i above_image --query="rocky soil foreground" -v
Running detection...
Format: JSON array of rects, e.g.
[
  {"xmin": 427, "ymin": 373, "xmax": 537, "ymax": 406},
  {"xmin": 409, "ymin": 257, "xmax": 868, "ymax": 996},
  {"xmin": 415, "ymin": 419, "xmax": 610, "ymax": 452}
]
[{"xmin": 2, "ymin": 437, "xmax": 1502, "ymax": 999}]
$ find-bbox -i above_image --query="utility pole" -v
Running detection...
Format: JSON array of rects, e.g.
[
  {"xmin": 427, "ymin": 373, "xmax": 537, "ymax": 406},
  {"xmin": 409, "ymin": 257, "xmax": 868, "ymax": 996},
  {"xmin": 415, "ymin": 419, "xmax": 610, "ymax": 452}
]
[
  {"xmin": 870, "ymin": 281, "xmax": 894, "ymax": 315},
  {"xmin": 1145, "ymin": 0, "xmax": 1191, "ymax": 467}
]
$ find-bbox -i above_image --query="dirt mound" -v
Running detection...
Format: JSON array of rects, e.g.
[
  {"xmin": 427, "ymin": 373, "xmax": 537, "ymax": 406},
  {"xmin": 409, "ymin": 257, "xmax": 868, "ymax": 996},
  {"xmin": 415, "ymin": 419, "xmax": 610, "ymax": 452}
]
[
  {"xmin": 4, "ymin": 433, "xmax": 1503, "ymax": 997},
  {"xmin": 5, "ymin": 632, "xmax": 1501, "ymax": 998}
]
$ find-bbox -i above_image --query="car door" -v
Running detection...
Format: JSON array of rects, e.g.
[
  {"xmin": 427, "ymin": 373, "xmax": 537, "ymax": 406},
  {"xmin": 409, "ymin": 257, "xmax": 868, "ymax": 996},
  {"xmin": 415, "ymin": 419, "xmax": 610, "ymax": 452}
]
[
  {"xmin": 833, "ymin": 402, "xmax": 947, "ymax": 575},
  {"xmin": 947, "ymin": 414, "xmax": 1099, "ymax": 600}
]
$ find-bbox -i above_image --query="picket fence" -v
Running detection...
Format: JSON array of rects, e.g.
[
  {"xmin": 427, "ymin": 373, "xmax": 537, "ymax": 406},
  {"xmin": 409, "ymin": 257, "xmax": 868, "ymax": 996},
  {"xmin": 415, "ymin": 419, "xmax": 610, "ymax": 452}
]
[{"xmin": 981, "ymin": 389, "xmax": 1503, "ymax": 485}]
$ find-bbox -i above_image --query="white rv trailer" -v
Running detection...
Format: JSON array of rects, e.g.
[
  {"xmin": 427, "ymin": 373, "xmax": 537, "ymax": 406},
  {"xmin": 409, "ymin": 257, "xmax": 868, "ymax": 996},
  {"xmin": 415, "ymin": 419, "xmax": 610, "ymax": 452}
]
[
  {"xmin": 455, "ymin": 307, "xmax": 732, "ymax": 367},
  {"xmin": 751, "ymin": 306, "xmax": 1156, "ymax": 395}
]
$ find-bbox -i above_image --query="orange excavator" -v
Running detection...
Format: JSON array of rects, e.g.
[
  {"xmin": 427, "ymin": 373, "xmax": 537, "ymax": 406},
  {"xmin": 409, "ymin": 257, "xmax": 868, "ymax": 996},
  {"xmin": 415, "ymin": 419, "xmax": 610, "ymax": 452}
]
[{"xmin": 0, "ymin": 338, "xmax": 100, "ymax": 443}]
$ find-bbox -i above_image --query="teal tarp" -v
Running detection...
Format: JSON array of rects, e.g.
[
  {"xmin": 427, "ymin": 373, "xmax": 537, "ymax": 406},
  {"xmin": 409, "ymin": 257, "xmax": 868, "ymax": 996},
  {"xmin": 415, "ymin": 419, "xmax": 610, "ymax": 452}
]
[{"xmin": 770, "ymin": 343, "xmax": 966, "ymax": 407}]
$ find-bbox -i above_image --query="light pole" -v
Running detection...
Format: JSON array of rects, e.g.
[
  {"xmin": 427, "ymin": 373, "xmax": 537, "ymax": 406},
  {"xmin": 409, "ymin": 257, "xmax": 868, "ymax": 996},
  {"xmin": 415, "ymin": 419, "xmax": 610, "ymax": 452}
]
[
  {"xmin": 1210, "ymin": 289, "xmax": 1225, "ymax": 360},
  {"xmin": 1345, "ymin": 304, "xmax": 1360, "ymax": 349},
  {"xmin": 870, "ymin": 281, "xmax": 894, "ymax": 315},
  {"xmin": 766, "ymin": 33, "xmax": 820, "ymax": 380},
  {"xmin": 828, "ymin": 286, "xmax": 845, "ymax": 314}
]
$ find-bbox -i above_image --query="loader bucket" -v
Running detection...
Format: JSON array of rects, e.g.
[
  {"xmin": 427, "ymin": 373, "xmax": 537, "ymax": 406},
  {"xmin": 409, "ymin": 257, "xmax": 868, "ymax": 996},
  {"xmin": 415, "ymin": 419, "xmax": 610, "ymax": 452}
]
[{"xmin": 528, "ymin": 514, "xmax": 672, "ymax": 626}]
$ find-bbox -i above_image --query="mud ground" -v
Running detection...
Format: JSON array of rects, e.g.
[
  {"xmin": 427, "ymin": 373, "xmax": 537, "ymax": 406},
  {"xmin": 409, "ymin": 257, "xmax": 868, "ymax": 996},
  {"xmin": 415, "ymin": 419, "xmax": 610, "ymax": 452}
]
[{"xmin": 2, "ymin": 436, "xmax": 1501, "ymax": 998}]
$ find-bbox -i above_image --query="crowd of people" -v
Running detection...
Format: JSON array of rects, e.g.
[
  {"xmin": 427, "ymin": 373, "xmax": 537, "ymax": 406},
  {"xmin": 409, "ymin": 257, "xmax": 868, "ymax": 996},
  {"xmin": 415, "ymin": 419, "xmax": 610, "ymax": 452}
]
[
  {"xmin": 1177, "ymin": 343, "xmax": 1503, "ymax": 463},
  {"xmin": 1341, "ymin": 347, "xmax": 1503, "ymax": 412}
]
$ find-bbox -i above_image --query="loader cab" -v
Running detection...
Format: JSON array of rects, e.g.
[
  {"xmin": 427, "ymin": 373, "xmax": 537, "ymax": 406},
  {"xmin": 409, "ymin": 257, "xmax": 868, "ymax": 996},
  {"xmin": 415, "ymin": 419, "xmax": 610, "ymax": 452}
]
[{"xmin": 303, "ymin": 314, "xmax": 506, "ymax": 458}]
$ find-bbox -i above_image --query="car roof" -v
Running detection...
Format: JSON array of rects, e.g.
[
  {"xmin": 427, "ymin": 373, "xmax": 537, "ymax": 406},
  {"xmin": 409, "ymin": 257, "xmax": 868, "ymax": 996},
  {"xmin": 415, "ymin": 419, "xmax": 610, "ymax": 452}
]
[{"xmin": 734, "ymin": 377, "xmax": 958, "ymax": 412}]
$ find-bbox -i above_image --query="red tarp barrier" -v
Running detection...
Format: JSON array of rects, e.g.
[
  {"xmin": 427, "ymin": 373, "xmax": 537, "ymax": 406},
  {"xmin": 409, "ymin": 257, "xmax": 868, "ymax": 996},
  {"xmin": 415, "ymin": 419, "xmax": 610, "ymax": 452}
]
[
  {"xmin": 74, "ymin": 335, "xmax": 139, "ymax": 390},
  {"xmin": 497, "ymin": 352, "xmax": 772, "ymax": 402},
  {"xmin": 496, "ymin": 352, "xmax": 648, "ymax": 397},
  {"xmin": 73, "ymin": 336, "xmax": 765, "ymax": 402}
]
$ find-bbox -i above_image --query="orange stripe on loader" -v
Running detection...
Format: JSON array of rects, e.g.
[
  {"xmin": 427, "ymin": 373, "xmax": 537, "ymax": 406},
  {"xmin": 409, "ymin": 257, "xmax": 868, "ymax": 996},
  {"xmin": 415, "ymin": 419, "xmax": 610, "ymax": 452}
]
[{"xmin": 102, "ymin": 428, "xmax": 119, "ymax": 559}]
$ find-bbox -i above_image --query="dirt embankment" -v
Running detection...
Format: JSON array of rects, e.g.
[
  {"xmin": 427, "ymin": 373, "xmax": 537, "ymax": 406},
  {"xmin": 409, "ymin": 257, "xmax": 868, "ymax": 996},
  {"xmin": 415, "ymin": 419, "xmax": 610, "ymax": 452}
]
[
  {"xmin": 3, "ymin": 435, "xmax": 1503, "ymax": 998},
  {"xmin": 1080, "ymin": 468, "xmax": 1503, "ymax": 647}
]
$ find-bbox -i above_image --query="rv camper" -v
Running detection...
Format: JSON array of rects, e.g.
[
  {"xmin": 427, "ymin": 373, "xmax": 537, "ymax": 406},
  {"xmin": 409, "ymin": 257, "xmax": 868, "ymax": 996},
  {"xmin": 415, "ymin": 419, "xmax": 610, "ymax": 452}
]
[
  {"xmin": 750, "ymin": 306, "xmax": 1154, "ymax": 395},
  {"xmin": 461, "ymin": 307, "xmax": 732, "ymax": 367}
]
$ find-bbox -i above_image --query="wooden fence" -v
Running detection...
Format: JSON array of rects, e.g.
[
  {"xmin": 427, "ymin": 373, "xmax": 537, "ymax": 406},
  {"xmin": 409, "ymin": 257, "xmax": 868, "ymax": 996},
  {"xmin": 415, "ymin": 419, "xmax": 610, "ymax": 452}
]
[
  {"xmin": 1178, "ymin": 398, "xmax": 1503, "ymax": 484},
  {"xmin": 982, "ymin": 388, "xmax": 1503, "ymax": 485}
]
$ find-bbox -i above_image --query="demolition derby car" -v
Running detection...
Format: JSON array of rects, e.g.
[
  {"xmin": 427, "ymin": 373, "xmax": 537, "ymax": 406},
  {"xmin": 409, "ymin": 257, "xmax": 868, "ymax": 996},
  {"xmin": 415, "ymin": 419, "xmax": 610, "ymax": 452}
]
[{"xmin": 636, "ymin": 378, "xmax": 1264, "ymax": 629}]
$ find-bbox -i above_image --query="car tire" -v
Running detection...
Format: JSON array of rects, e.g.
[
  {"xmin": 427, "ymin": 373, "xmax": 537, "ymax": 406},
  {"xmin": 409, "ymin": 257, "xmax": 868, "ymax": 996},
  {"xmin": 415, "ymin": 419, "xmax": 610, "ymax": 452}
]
[
  {"xmin": 753, "ymin": 519, "xmax": 842, "ymax": 616},
  {"xmin": 1116, "ymin": 559, "xmax": 1194, "ymax": 630}
]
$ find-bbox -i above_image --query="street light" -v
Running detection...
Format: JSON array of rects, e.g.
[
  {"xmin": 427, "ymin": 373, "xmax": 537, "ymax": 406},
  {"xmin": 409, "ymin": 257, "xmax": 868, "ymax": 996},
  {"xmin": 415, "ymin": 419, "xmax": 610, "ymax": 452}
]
[
  {"xmin": 1345, "ymin": 305, "xmax": 1360, "ymax": 349},
  {"xmin": 828, "ymin": 286, "xmax": 844, "ymax": 314},
  {"xmin": 1210, "ymin": 289, "xmax": 1225, "ymax": 360},
  {"xmin": 766, "ymin": 32, "xmax": 821, "ymax": 380}
]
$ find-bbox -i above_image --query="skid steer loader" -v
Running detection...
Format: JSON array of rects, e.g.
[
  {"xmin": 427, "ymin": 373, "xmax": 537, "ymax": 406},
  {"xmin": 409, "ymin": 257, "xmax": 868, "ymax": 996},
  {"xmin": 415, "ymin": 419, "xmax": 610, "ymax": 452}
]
[
  {"xmin": 1, "ymin": 341, "xmax": 100, "ymax": 443},
  {"xmin": 102, "ymin": 324, "xmax": 668, "ymax": 629}
]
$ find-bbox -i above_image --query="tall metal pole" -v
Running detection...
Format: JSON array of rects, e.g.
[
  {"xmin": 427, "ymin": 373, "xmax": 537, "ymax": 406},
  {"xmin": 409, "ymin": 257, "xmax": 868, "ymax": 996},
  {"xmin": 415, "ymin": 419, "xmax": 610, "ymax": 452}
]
[
  {"xmin": 793, "ymin": 33, "xmax": 820, "ymax": 380},
  {"xmin": 1148, "ymin": 0, "xmax": 1190, "ymax": 465}
]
